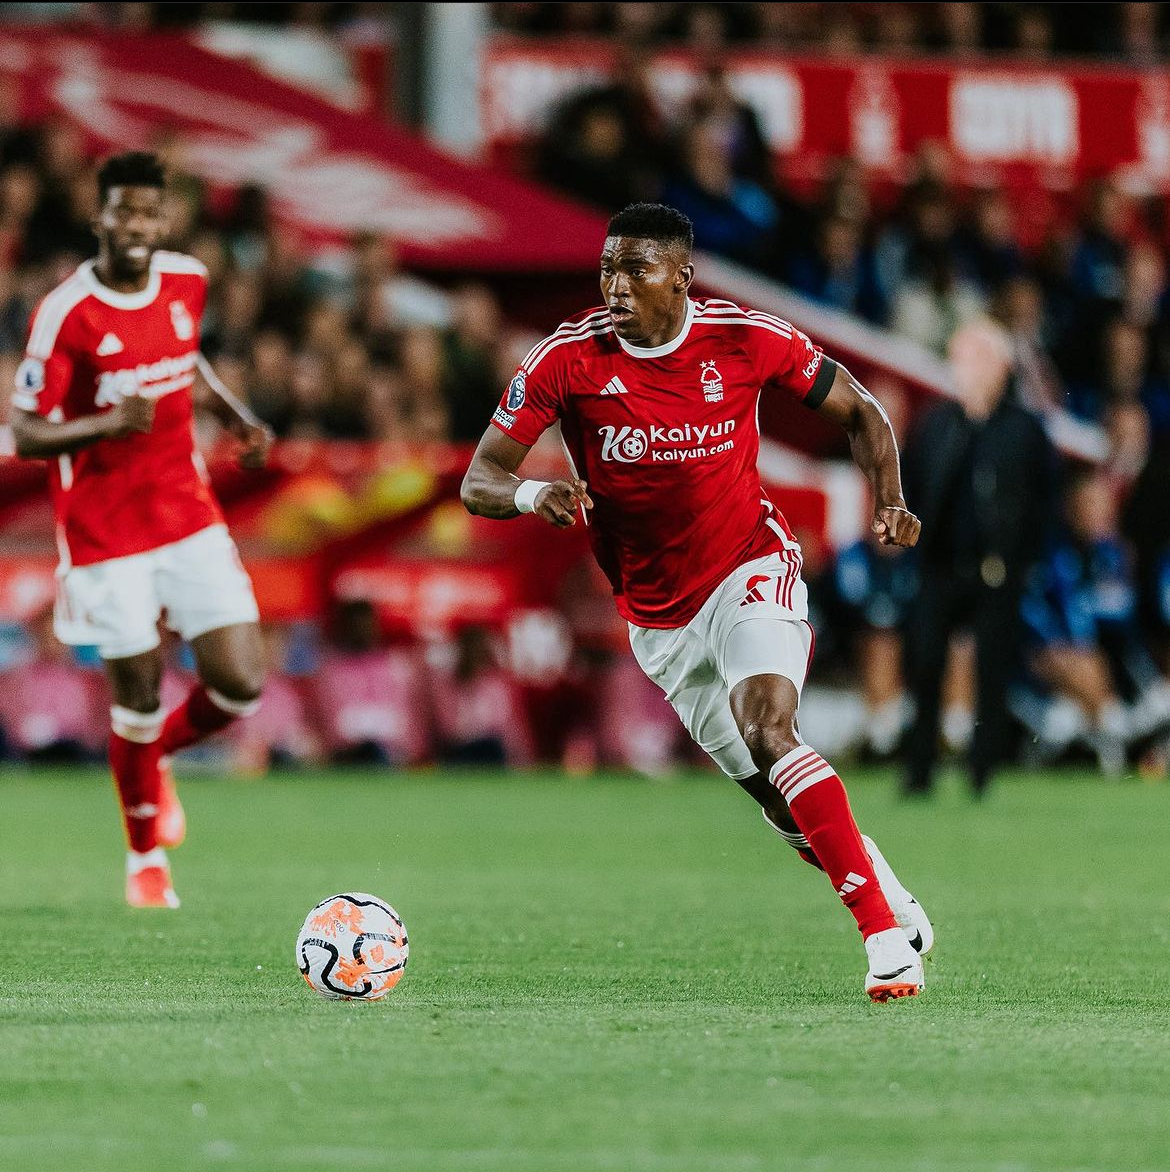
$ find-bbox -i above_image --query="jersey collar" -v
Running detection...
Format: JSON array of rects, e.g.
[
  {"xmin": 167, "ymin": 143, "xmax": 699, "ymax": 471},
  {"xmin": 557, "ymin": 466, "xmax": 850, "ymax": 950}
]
[
  {"xmin": 78, "ymin": 258, "xmax": 162, "ymax": 310},
  {"xmin": 616, "ymin": 298, "xmax": 694, "ymax": 359}
]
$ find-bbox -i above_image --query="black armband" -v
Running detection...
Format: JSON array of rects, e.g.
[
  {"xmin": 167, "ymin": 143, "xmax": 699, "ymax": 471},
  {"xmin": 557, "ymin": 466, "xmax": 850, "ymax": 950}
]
[{"xmin": 804, "ymin": 357, "xmax": 837, "ymax": 410}]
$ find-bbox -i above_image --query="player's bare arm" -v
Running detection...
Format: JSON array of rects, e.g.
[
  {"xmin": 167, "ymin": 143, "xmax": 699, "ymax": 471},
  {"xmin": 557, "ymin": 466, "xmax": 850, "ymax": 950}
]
[
  {"xmin": 10, "ymin": 396, "xmax": 155, "ymax": 459},
  {"xmin": 194, "ymin": 357, "xmax": 274, "ymax": 469},
  {"xmin": 461, "ymin": 427, "xmax": 592, "ymax": 528},
  {"xmin": 814, "ymin": 363, "xmax": 921, "ymax": 548}
]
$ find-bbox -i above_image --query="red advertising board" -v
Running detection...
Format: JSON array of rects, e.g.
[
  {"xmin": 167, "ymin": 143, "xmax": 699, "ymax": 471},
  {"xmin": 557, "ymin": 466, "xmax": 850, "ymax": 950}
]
[{"xmin": 482, "ymin": 39, "xmax": 1170, "ymax": 194}]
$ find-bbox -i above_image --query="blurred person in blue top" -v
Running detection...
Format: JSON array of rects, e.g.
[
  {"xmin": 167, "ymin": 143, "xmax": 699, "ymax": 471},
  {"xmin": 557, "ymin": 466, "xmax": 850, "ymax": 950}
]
[{"xmin": 1018, "ymin": 469, "xmax": 1170, "ymax": 774}]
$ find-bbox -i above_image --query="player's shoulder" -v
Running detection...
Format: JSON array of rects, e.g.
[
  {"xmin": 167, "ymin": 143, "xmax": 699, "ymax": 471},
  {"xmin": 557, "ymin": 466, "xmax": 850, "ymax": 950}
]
[
  {"xmin": 25, "ymin": 266, "xmax": 95, "ymax": 357},
  {"xmin": 152, "ymin": 250, "xmax": 210, "ymax": 281},
  {"xmin": 691, "ymin": 297, "xmax": 797, "ymax": 341},
  {"xmin": 520, "ymin": 305, "xmax": 614, "ymax": 374}
]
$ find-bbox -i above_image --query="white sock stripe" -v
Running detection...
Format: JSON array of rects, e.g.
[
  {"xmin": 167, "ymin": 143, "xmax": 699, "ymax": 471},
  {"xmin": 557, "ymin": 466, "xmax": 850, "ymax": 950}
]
[
  {"xmin": 783, "ymin": 764, "xmax": 837, "ymax": 804},
  {"xmin": 110, "ymin": 706, "xmax": 164, "ymax": 743},
  {"xmin": 768, "ymin": 745, "xmax": 815, "ymax": 788},
  {"xmin": 206, "ymin": 688, "xmax": 261, "ymax": 717},
  {"xmin": 779, "ymin": 755, "xmax": 835, "ymax": 798}
]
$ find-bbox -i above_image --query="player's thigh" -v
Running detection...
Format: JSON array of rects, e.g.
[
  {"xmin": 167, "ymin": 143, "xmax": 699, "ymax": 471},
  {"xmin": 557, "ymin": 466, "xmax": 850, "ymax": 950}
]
[
  {"xmin": 156, "ymin": 525, "xmax": 260, "ymax": 645},
  {"xmin": 56, "ymin": 550, "xmax": 163, "ymax": 661},
  {"xmin": 719, "ymin": 616, "xmax": 814, "ymax": 701}
]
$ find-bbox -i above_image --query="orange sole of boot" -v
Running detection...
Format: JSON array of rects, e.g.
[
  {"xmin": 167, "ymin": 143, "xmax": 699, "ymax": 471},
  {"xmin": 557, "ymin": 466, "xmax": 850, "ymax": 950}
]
[{"xmin": 868, "ymin": 983, "xmax": 922, "ymax": 1003}]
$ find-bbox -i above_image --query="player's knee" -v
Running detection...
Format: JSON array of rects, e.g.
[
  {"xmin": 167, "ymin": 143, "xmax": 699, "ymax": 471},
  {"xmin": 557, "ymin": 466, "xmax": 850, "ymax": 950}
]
[
  {"xmin": 113, "ymin": 688, "xmax": 161, "ymax": 716},
  {"xmin": 213, "ymin": 665, "xmax": 265, "ymax": 704},
  {"xmin": 740, "ymin": 717, "xmax": 801, "ymax": 773}
]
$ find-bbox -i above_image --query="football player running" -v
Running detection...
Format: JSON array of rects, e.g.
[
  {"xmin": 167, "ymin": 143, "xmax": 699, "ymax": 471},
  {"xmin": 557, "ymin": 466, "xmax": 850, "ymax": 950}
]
[
  {"xmin": 462, "ymin": 203, "xmax": 932, "ymax": 1002},
  {"xmin": 11, "ymin": 152, "xmax": 273, "ymax": 909}
]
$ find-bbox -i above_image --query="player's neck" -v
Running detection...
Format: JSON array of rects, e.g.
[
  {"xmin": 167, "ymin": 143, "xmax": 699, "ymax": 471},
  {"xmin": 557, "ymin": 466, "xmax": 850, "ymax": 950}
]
[
  {"xmin": 632, "ymin": 300, "xmax": 689, "ymax": 350},
  {"xmin": 93, "ymin": 253, "xmax": 152, "ymax": 295}
]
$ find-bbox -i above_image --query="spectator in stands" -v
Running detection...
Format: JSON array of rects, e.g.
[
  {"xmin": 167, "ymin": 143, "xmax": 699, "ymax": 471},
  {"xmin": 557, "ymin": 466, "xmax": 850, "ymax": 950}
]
[
  {"xmin": 684, "ymin": 65, "xmax": 772, "ymax": 190},
  {"xmin": 397, "ymin": 326, "xmax": 452, "ymax": 440},
  {"xmin": 788, "ymin": 212, "xmax": 886, "ymax": 324},
  {"xmin": 831, "ymin": 538, "xmax": 917, "ymax": 759},
  {"xmin": 537, "ymin": 53, "xmax": 667, "ymax": 212},
  {"xmin": 430, "ymin": 625, "xmax": 533, "ymax": 767},
  {"xmin": 1072, "ymin": 317, "xmax": 1170, "ymax": 430},
  {"xmin": 876, "ymin": 181, "xmax": 961, "ymax": 309},
  {"xmin": 314, "ymin": 598, "xmax": 430, "ymax": 767},
  {"xmin": 1064, "ymin": 178, "xmax": 1131, "ymax": 376},
  {"xmin": 0, "ymin": 607, "xmax": 104, "ymax": 763},
  {"xmin": 891, "ymin": 244, "xmax": 986, "ymax": 355},
  {"xmin": 958, "ymin": 189, "xmax": 1024, "ymax": 293},
  {"xmin": 995, "ymin": 274, "xmax": 1065, "ymax": 415},
  {"xmin": 1018, "ymin": 469, "xmax": 1170, "ymax": 773},
  {"xmin": 441, "ymin": 283, "xmax": 505, "ymax": 443},
  {"xmin": 932, "ymin": 1, "xmax": 985, "ymax": 56},
  {"xmin": 662, "ymin": 118, "xmax": 779, "ymax": 267},
  {"xmin": 1123, "ymin": 432, "xmax": 1170, "ymax": 670},
  {"xmin": 1013, "ymin": 5, "xmax": 1056, "ymax": 60},
  {"xmin": 901, "ymin": 318, "xmax": 1057, "ymax": 796}
]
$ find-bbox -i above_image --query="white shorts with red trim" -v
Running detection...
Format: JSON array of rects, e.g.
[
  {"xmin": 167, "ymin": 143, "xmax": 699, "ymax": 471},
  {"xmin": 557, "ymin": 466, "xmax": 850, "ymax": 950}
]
[
  {"xmin": 628, "ymin": 552, "xmax": 814, "ymax": 781},
  {"xmin": 54, "ymin": 523, "xmax": 259, "ymax": 660}
]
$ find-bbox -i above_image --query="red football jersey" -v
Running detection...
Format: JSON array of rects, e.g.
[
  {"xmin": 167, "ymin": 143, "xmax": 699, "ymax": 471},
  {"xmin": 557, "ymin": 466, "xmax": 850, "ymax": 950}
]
[
  {"xmin": 491, "ymin": 297, "xmax": 837, "ymax": 628},
  {"xmin": 13, "ymin": 252, "xmax": 222, "ymax": 567}
]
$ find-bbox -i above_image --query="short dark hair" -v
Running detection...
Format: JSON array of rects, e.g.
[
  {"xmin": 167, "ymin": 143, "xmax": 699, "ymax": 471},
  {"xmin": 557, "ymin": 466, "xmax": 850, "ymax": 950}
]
[
  {"xmin": 606, "ymin": 203, "xmax": 693, "ymax": 254},
  {"xmin": 97, "ymin": 151, "xmax": 166, "ymax": 201}
]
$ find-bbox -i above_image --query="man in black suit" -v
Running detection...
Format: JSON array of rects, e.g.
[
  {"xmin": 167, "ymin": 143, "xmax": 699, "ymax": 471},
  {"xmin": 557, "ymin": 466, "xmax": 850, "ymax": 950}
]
[{"xmin": 901, "ymin": 319, "xmax": 1058, "ymax": 796}]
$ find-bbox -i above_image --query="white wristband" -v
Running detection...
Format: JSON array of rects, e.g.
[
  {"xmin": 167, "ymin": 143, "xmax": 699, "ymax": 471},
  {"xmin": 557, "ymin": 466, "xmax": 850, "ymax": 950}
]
[{"xmin": 514, "ymin": 479, "xmax": 550, "ymax": 514}]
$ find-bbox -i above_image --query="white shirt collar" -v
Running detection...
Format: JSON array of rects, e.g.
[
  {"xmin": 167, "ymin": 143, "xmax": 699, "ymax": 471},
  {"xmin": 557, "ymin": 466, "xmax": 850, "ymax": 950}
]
[
  {"xmin": 616, "ymin": 298, "xmax": 695, "ymax": 359},
  {"xmin": 79, "ymin": 257, "xmax": 162, "ymax": 309}
]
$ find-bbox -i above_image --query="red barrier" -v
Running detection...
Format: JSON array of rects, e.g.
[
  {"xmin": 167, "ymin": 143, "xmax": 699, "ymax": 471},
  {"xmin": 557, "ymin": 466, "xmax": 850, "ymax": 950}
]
[{"xmin": 482, "ymin": 39, "xmax": 1170, "ymax": 197}]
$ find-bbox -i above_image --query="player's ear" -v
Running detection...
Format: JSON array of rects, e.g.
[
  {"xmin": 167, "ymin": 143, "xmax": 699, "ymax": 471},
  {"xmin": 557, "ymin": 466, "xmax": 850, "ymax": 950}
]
[{"xmin": 676, "ymin": 263, "xmax": 695, "ymax": 293}]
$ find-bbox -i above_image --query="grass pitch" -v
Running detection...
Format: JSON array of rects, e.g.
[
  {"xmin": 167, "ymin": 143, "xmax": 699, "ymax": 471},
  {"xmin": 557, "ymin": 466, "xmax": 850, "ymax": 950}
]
[{"xmin": 2, "ymin": 765, "xmax": 1168, "ymax": 1172}]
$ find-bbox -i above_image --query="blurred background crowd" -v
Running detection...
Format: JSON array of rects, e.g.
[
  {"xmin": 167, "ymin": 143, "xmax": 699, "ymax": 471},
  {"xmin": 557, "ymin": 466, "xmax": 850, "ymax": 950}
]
[{"xmin": 2, "ymin": 2, "xmax": 1170, "ymax": 788}]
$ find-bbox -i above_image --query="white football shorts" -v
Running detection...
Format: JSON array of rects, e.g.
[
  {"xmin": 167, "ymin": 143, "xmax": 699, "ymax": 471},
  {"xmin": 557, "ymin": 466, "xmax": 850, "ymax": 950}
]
[
  {"xmin": 54, "ymin": 523, "xmax": 260, "ymax": 660},
  {"xmin": 628, "ymin": 551, "xmax": 814, "ymax": 781}
]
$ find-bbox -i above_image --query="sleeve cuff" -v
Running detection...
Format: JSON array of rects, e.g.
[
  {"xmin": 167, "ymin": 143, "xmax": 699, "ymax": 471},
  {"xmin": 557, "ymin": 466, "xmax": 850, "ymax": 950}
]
[{"xmin": 804, "ymin": 357, "xmax": 837, "ymax": 410}]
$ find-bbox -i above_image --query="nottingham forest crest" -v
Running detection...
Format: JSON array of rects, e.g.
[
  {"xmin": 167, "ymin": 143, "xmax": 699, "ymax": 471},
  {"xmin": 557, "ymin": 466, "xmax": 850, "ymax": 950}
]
[{"xmin": 700, "ymin": 360, "xmax": 724, "ymax": 403}]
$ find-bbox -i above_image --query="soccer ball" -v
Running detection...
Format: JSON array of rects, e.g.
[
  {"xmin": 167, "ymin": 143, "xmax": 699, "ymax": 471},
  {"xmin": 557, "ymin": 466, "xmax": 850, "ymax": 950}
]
[{"xmin": 296, "ymin": 892, "xmax": 409, "ymax": 1001}]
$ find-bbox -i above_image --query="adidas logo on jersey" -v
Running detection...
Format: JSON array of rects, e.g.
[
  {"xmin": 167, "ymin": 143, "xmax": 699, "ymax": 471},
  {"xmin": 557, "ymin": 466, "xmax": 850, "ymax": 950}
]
[
  {"xmin": 600, "ymin": 376, "xmax": 629, "ymax": 395},
  {"xmin": 96, "ymin": 333, "xmax": 124, "ymax": 356}
]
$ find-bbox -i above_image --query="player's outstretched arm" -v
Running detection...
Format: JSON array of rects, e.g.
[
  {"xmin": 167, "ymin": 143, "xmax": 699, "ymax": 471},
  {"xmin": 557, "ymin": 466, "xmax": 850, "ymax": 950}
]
[
  {"xmin": 813, "ymin": 363, "xmax": 921, "ymax": 548},
  {"xmin": 461, "ymin": 426, "xmax": 593, "ymax": 528},
  {"xmin": 10, "ymin": 396, "xmax": 155, "ymax": 459}
]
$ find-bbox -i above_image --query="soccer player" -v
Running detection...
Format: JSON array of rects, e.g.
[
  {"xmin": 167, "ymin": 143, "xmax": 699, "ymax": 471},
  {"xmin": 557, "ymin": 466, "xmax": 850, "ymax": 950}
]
[
  {"xmin": 10, "ymin": 152, "xmax": 273, "ymax": 909},
  {"xmin": 462, "ymin": 203, "xmax": 933, "ymax": 1002}
]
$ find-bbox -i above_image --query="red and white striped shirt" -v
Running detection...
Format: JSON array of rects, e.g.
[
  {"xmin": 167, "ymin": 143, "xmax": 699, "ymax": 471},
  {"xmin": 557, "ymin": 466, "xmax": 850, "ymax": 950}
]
[
  {"xmin": 13, "ymin": 251, "xmax": 222, "ymax": 566},
  {"xmin": 492, "ymin": 297, "xmax": 836, "ymax": 628}
]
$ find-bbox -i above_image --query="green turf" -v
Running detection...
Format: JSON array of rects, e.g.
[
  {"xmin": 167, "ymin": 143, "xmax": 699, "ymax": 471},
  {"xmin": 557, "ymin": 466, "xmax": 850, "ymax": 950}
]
[{"xmin": 2, "ymin": 764, "xmax": 1169, "ymax": 1172}]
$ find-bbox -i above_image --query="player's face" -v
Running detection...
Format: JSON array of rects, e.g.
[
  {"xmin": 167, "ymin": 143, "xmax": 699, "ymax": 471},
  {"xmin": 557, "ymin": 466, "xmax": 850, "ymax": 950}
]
[
  {"xmin": 95, "ymin": 185, "xmax": 167, "ymax": 277},
  {"xmin": 600, "ymin": 237, "xmax": 692, "ymax": 345}
]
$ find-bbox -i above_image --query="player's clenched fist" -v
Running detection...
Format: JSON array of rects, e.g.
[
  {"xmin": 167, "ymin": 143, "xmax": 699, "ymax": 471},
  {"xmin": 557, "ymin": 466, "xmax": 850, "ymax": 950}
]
[
  {"xmin": 235, "ymin": 420, "xmax": 275, "ymax": 469},
  {"xmin": 105, "ymin": 394, "xmax": 156, "ymax": 438},
  {"xmin": 872, "ymin": 504, "xmax": 921, "ymax": 548},
  {"xmin": 535, "ymin": 478, "xmax": 594, "ymax": 528}
]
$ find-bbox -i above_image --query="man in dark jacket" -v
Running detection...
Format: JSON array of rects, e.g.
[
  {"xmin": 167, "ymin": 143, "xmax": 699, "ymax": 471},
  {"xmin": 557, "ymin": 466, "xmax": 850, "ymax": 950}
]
[{"xmin": 901, "ymin": 319, "xmax": 1058, "ymax": 796}]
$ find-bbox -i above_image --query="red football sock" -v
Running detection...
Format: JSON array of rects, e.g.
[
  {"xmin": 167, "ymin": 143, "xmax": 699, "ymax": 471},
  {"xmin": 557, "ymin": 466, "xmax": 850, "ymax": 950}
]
[
  {"xmin": 769, "ymin": 746, "xmax": 898, "ymax": 938},
  {"xmin": 160, "ymin": 685, "xmax": 257, "ymax": 755},
  {"xmin": 109, "ymin": 707, "xmax": 165, "ymax": 853}
]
